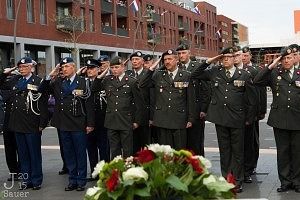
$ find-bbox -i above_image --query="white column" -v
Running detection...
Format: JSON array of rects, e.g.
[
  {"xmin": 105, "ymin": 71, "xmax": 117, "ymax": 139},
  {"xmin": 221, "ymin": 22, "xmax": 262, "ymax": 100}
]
[
  {"xmin": 93, "ymin": 50, "xmax": 100, "ymax": 59},
  {"xmin": 45, "ymin": 45, "xmax": 55, "ymax": 75},
  {"xmin": 15, "ymin": 42, "xmax": 25, "ymax": 62}
]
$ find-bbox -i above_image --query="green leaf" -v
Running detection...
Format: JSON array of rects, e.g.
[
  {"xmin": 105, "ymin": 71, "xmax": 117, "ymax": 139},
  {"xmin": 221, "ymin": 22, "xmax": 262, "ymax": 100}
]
[
  {"xmin": 166, "ymin": 175, "xmax": 188, "ymax": 192},
  {"xmin": 134, "ymin": 187, "xmax": 151, "ymax": 197}
]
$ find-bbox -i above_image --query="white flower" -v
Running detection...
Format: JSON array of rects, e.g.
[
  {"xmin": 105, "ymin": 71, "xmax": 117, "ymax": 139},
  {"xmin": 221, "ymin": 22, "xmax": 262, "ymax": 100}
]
[
  {"xmin": 218, "ymin": 176, "xmax": 226, "ymax": 181},
  {"xmin": 122, "ymin": 167, "xmax": 148, "ymax": 181},
  {"xmin": 198, "ymin": 156, "xmax": 212, "ymax": 169},
  {"xmin": 92, "ymin": 160, "xmax": 105, "ymax": 178},
  {"xmin": 86, "ymin": 186, "xmax": 100, "ymax": 196},
  {"xmin": 147, "ymin": 144, "xmax": 174, "ymax": 156},
  {"xmin": 203, "ymin": 175, "xmax": 216, "ymax": 185},
  {"xmin": 113, "ymin": 155, "xmax": 123, "ymax": 162}
]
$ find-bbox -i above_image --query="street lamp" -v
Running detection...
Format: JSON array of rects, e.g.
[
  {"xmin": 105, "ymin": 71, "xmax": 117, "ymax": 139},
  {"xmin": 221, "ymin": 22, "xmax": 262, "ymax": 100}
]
[{"xmin": 13, "ymin": 0, "xmax": 22, "ymax": 67}]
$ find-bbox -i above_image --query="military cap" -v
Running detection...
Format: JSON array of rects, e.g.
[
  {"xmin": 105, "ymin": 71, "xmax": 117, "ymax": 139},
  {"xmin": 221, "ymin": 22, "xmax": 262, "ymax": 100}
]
[
  {"xmin": 161, "ymin": 49, "xmax": 177, "ymax": 60},
  {"xmin": 220, "ymin": 47, "xmax": 234, "ymax": 55},
  {"xmin": 176, "ymin": 44, "xmax": 190, "ymax": 51},
  {"xmin": 60, "ymin": 57, "xmax": 74, "ymax": 66},
  {"xmin": 130, "ymin": 51, "xmax": 143, "ymax": 60},
  {"xmin": 98, "ymin": 55, "xmax": 109, "ymax": 62},
  {"xmin": 232, "ymin": 46, "xmax": 242, "ymax": 53},
  {"xmin": 86, "ymin": 59, "xmax": 101, "ymax": 68},
  {"xmin": 17, "ymin": 57, "xmax": 33, "ymax": 66},
  {"xmin": 143, "ymin": 54, "xmax": 153, "ymax": 61},
  {"xmin": 110, "ymin": 56, "xmax": 123, "ymax": 66},
  {"xmin": 242, "ymin": 46, "xmax": 251, "ymax": 53},
  {"xmin": 280, "ymin": 47, "xmax": 293, "ymax": 57},
  {"xmin": 288, "ymin": 44, "xmax": 299, "ymax": 53}
]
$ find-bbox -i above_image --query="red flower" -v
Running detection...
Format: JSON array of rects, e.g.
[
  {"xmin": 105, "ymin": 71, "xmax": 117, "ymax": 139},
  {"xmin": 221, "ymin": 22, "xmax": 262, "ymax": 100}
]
[
  {"xmin": 186, "ymin": 157, "xmax": 203, "ymax": 174},
  {"xmin": 226, "ymin": 172, "xmax": 237, "ymax": 195},
  {"xmin": 135, "ymin": 149, "xmax": 155, "ymax": 164},
  {"xmin": 106, "ymin": 170, "xmax": 119, "ymax": 192}
]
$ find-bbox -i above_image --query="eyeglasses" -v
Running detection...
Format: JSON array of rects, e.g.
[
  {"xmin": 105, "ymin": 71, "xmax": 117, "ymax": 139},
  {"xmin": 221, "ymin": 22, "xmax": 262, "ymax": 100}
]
[
  {"xmin": 18, "ymin": 65, "xmax": 30, "ymax": 69},
  {"xmin": 223, "ymin": 55, "xmax": 234, "ymax": 59}
]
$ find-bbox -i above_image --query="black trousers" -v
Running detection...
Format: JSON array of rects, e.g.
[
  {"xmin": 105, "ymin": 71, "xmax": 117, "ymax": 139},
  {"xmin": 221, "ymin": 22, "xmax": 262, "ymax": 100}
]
[
  {"xmin": 253, "ymin": 120, "xmax": 260, "ymax": 169},
  {"xmin": 133, "ymin": 125, "xmax": 151, "ymax": 154},
  {"xmin": 244, "ymin": 123, "xmax": 256, "ymax": 176},
  {"xmin": 57, "ymin": 129, "xmax": 67, "ymax": 171},
  {"xmin": 87, "ymin": 127, "xmax": 110, "ymax": 173},
  {"xmin": 3, "ymin": 130, "xmax": 19, "ymax": 174},
  {"xmin": 215, "ymin": 124, "xmax": 244, "ymax": 184},
  {"xmin": 157, "ymin": 128, "xmax": 187, "ymax": 150},
  {"xmin": 187, "ymin": 119, "xmax": 205, "ymax": 156},
  {"xmin": 107, "ymin": 129, "xmax": 133, "ymax": 159},
  {"xmin": 273, "ymin": 128, "xmax": 300, "ymax": 188}
]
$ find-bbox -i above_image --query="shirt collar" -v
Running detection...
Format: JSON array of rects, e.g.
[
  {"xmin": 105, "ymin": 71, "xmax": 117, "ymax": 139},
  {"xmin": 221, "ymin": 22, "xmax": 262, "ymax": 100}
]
[
  {"xmin": 168, "ymin": 67, "xmax": 179, "ymax": 77},
  {"xmin": 23, "ymin": 73, "xmax": 32, "ymax": 80},
  {"xmin": 134, "ymin": 68, "xmax": 143, "ymax": 76},
  {"xmin": 226, "ymin": 66, "xmax": 236, "ymax": 76},
  {"xmin": 119, "ymin": 72, "xmax": 125, "ymax": 81},
  {"xmin": 68, "ymin": 73, "xmax": 76, "ymax": 83}
]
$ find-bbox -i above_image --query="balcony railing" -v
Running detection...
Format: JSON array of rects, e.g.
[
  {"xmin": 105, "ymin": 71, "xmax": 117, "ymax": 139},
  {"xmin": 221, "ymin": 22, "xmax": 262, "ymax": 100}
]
[
  {"xmin": 195, "ymin": 30, "xmax": 205, "ymax": 37},
  {"xmin": 102, "ymin": 26, "xmax": 114, "ymax": 34},
  {"xmin": 178, "ymin": 22, "xmax": 189, "ymax": 31},
  {"xmin": 146, "ymin": 13, "xmax": 161, "ymax": 24},
  {"xmin": 56, "ymin": 16, "xmax": 82, "ymax": 32},
  {"xmin": 117, "ymin": 5, "xmax": 128, "ymax": 17},
  {"xmin": 101, "ymin": 0, "xmax": 113, "ymax": 13},
  {"xmin": 147, "ymin": 33, "xmax": 161, "ymax": 44},
  {"xmin": 117, "ymin": 28, "xmax": 129, "ymax": 37}
]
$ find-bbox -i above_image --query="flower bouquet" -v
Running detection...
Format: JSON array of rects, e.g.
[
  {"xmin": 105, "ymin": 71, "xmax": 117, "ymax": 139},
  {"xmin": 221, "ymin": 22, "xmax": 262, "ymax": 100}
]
[{"xmin": 85, "ymin": 144, "xmax": 235, "ymax": 200}]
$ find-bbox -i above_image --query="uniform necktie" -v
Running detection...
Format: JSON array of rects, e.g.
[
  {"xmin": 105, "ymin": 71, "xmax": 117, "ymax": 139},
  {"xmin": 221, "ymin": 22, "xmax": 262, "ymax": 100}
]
[
  {"xmin": 288, "ymin": 70, "xmax": 293, "ymax": 79},
  {"xmin": 66, "ymin": 79, "xmax": 71, "ymax": 85},
  {"xmin": 169, "ymin": 72, "xmax": 173, "ymax": 80},
  {"xmin": 226, "ymin": 70, "xmax": 231, "ymax": 78}
]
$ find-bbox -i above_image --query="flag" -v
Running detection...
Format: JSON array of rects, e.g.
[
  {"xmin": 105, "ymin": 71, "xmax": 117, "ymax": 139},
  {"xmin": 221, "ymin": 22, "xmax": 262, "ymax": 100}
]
[
  {"xmin": 129, "ymin": 0, "xmax": 139, "ymax": 12},
  {"xmin": 193, "ymin": 5, "xmax": 201, "ymax": 15},
  {"xmin": 216, "ymin": 28, "xmax": 222, "ymax": 38}
]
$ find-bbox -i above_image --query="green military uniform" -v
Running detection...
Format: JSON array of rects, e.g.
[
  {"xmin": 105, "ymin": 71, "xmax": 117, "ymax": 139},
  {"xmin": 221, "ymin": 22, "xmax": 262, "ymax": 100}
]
[
  {"xmin": 191, "ymin": 48, "xmax": 257, "ymax": 186},
  {"xmin": 92, "ymin": 56, "xmax": 144, "ymax": 158},
  {"xmin": 254, "ymin": 47, "xmax": 300, "ymax": 192}
]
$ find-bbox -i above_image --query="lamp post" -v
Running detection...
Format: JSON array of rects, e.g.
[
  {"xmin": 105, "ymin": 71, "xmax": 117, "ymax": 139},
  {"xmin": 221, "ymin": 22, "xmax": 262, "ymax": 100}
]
[{"xmin": 13, "ymin": 0, "xmax": 22, "ymax": 67}]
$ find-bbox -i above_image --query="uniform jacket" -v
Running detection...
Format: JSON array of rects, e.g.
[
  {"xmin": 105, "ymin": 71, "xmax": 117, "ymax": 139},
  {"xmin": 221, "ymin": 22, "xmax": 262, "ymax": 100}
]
[
  {"xmin": 92, "ymin": 74, "xmax": 144, "ymax": 131},
  {"xmin": 0, "ymin": 73, "xmax": 48, "ymax": 133},
  {"xmin": 178, "ymin": 61, "xmax": 211, "ymax": 116},
  {"xmin": 126, "ymin": 69, "xmax": 150, "ymax": 126},
  {"xmin": 139, "ymin": 68, "xmax": 196, "ymax": 129},
  {"xmin": 254, "ymin": 66, "xmax": 300, "ymax": 130},
  {"xmin": 191, "ymin": 62, "xmax": 258, "ymax": 128},
  {"xmin": 39, "ymin": 75, "xmax": 95, "ymax": 132}
]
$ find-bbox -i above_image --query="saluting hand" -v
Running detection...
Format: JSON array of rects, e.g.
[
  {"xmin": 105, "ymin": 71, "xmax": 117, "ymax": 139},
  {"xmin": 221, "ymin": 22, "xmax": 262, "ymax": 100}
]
[
  {"xmin": 268, "ymin": 56, "xmax": 282, "ymax": 70},
  {"xmin": 77, "ymin": 66, "xmax": 87, "ymax": 75},
  {"xmin": 206, "ymin": 54, "xmax": 223, "ymax": 64},
  {"xmin": 49, "ymin": 64, "xmax": 61, "ymax": 79},
  {"xmin": 186, "ymin": 122, "xmax": 192, "ymax": 128},
  {"xmin": 3, "ymin": 66, "xmax": 17, "ymax": 74},
  {"xmin": 149, "ymin": 58, "xmax": 161, "ymax": 71},
  {"xmin": 97, "ymin": 66, "xmax": 109, "ymax": 79},
  {"xmin": 86, "ymin": 126, "xmax": 94, "ymax": 134}
]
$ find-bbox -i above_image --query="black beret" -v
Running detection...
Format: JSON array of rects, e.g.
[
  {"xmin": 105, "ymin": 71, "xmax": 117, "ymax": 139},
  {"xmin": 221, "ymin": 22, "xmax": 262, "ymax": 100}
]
[
  {"xmin": 130, "ymin": 51, "xmax": 143, "ymax": 60},
  {"xmin": 17, "ymin": 57, "xmax": 33, "ymax": 66},
  {"xmin": 143, "ymin": 54, "xmax": 153, "ymax": 61},
  {"xmin": 98, "ymin": 55, "xmax": 109, "ymax": 62},
  {"xmin": 220, "ymin": 47, "xmax": 234, "ymax": 55},
  {"xmin": 232, "ymin": 46, "xmax": 242, "ymax": 53},
  {"xmin": 176, "ymin": 44, "xmax": 190, "ymax": 51},
  {"xmin": 242, "ymin": 46, "xmax": 251, "ymax": 53},
  {"xmin": 110, "ymin": 56, "xmax": 123, "ymax": 66},
  {"xmin": 288, "ymin": 44, "xmax": 299, "ymax": 53},
  {"xmin": 162, "ymin": 49, "xmax": 177, "ymax": 60},
  {"xmin": 280, "ymin": 47, "xmax": 293, "ymax": 57},
  {"xmin": 60, "ymin": 57, "xmax": 74, "ymax": 66},
  {"xmin": 86, "ymin": 59, "xmax": 101, "ymax": 68}
]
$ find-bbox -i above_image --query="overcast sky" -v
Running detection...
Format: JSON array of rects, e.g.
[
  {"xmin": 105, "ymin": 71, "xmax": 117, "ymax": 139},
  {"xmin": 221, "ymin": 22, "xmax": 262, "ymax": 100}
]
[{"xmin": 196, "ymin": 0, "xmax": 300, "ymax": 44}]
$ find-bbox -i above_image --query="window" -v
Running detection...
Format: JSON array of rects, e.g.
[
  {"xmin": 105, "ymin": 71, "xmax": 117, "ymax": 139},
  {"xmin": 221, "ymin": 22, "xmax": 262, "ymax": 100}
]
[
  {"xmin": 27, "ymin": 0, "xmax": 34, "ymax": 22},
  {"xmin": 6, "ymin": 0, "xmax": 14, "ymax": 19},
  {"xmin": 40, "ymin": 0, "xmax": 46, "ymax": 24},
  {"xmin": 89, "ymin": 10, "xmax": 95, "ymax": 32},
  {"xmin": 80, "ymin": 8, "xmax": 85, "ymax": 31},
  {"xmin": 89, "ymin": 0, "xmax": 94, "ymax": 6}
]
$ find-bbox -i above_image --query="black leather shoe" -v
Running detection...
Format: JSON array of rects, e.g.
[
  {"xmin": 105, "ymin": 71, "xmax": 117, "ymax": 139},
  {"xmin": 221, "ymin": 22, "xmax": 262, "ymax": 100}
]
[
  {"xmin": 65, "ymin": 184, "xmax": 77, "ymax": 191},
  {"xmin": 76, "ymin": 186, "xmax": 85, "ymax": 191},
  {"xmin": 277, "ymin": 185, "xmax": 290, "ymax": 192},
  {"xmin": 59, "ymin": 169, "xmax": 68, "ymax": 175},
  {"xmin": 251, "ymin": 168, "xmax": 256, "ymax": 175},
  {"xmin": 295, "ymin": 188, "xmax": 300, "ymax": 193},
  {"xmin": 244, "ymin": 176, "xmax": 252, "ymax": 183},
  {"xmin": 235, "ymin": 185, "xmax": 243, "ymax": 193},
  {"xmin": 32, "ymin": 185, "xmax": 41, "ymax": 190}
]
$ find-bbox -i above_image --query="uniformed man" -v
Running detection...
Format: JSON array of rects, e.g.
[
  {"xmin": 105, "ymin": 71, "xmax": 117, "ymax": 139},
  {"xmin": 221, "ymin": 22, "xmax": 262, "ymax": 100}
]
[
  {"xmin": 84, "ymin": 59, "xmax": 110, "ymax": 180},
  {"xmin": 143, "ymin": 54, "xmax": 154, "ymax": 69},
  {"xmin": 191, "ymin": 47, "xmax": 258, "ymax": 193},
  {"xmin": 0, "ymin": 57, "xmax": 48, "ymax": 190},
  {"xmin": 98, "ymin": 55, "xmax": 110, "ymax": 73},
  {"xmin": 176, "ymin": 44, "xmax": 210, "ymax": 156},
  {"xmin": 242, "ymin": 46, "xmax": 267, "ymax": 177},
  {"xmin": 92, "ymin": 56, "xmax": 144, "ymax": 159},
  {"xmin": 40, "ymin": 57, "xmax": 95, "ymax": 191},
  {"xmin": 254, "ymin": 47, "xmax": 300, "ymax": 193},
  {"xmin": 139, "ymin": 49, "xmax": 196, "ymax": 150},
  {"xmin": 288, "ymin": 44, "xmax": 300, "ymax": 69},
  {"xmin": 126, "ymin": 51, "xmax": 151, "ymax": 153}
]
